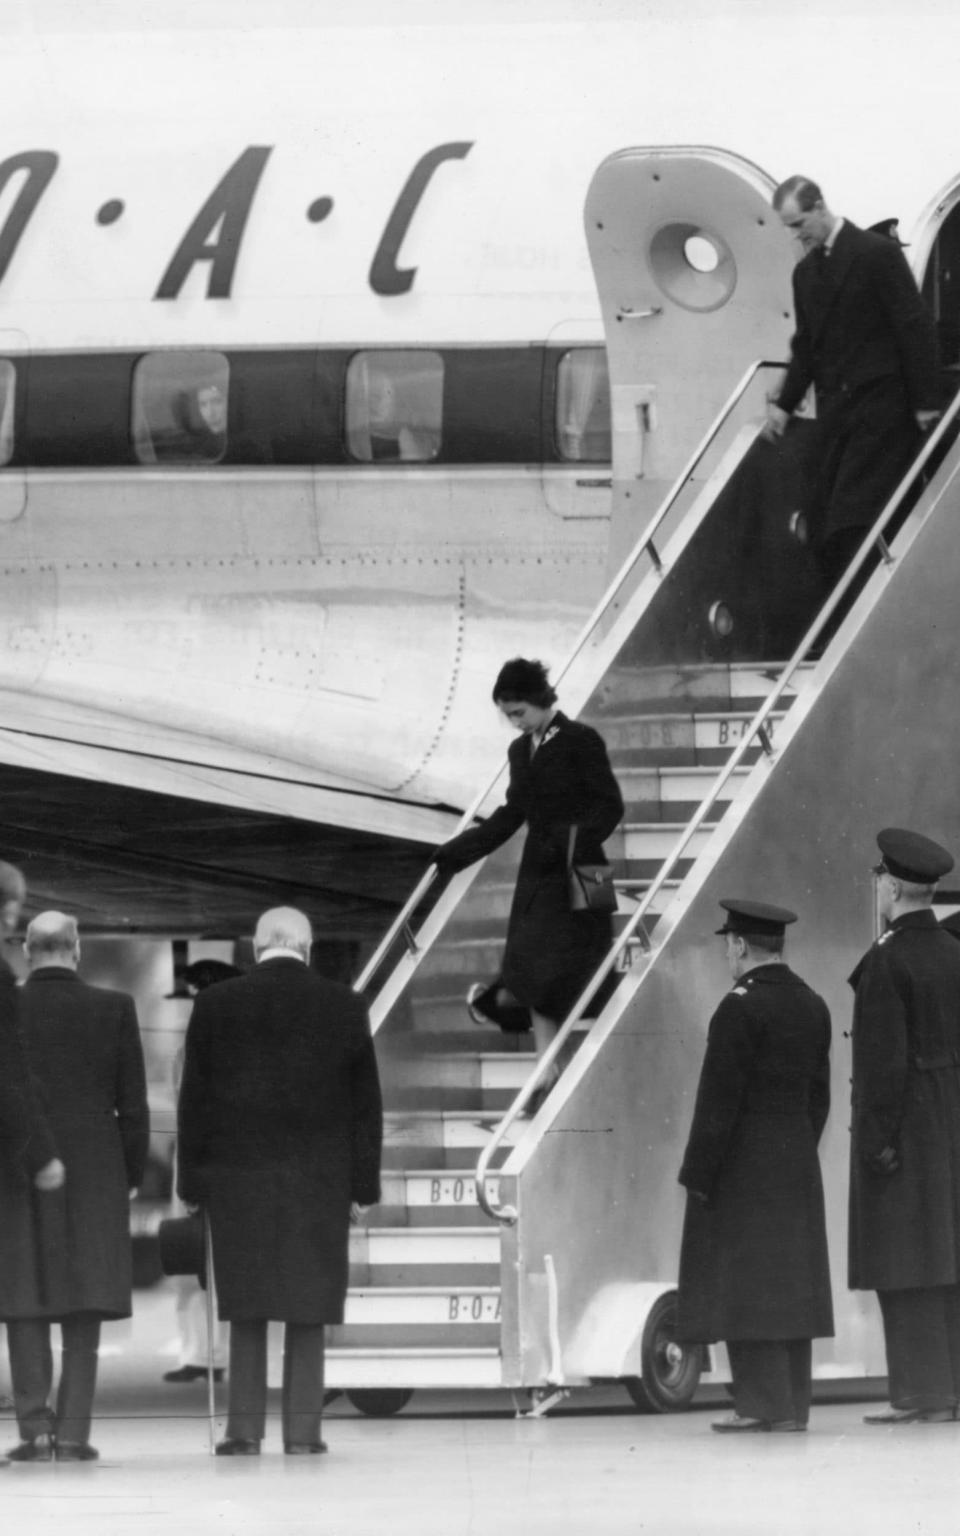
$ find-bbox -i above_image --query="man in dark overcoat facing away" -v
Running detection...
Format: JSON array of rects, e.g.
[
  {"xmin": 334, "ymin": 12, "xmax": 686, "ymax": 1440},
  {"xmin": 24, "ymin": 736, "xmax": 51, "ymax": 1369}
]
[
  {"xmin": 763, "ymin": 175, "xmax": 940, "ymax": 590},
  {"xmin": 676, "ymin": 900, "xmax": 833, "ymax": 1433},
  {"xmin": 0, "ymin": 910, "xmax": 148, "ymax": 1462},
  {"xmin": 851, "ymin": 829, "xmax": 960, "ymax": 1424},
  {"xmin": 0, "ymin": 864, "xmax": 64, "ymax": 1198},
  {"xmin": 177, "ymin": 906, "xmax": 383, "ymax": 1456}
]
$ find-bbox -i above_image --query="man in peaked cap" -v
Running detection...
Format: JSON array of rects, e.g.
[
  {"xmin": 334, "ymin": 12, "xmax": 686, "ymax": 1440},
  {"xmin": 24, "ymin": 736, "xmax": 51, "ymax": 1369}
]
[
  {"xmin": 676, "ymin": 900, "xmax": 833, "ymax": 1433},
  {"xmin": 850, "ymin": 828, "xmax": 960, "ymax": 1424}
]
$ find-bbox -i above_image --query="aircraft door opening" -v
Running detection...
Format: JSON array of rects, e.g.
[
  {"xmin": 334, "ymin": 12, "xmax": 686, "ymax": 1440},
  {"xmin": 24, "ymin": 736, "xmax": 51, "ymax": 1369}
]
[
  {"xmin": 0, "ymin": 331, "xmax": 26, "ymax": 521},
  {"xmin": 583, "ymin": 148, "xmax": 797, "ymax": 570},
  {"xmin": 915, "ymin": 176, "xmax": 960, "ymax": 389}
]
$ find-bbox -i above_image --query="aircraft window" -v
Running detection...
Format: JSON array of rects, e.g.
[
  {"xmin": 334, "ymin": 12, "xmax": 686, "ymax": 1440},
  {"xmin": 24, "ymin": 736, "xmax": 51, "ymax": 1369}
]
[
  {"xmin": 684, "ymin": 235, "xmax": 721, "ymax": 274},
  {"xmin": 132, "ymin": 353, "xmax": 230, "ymax": 465},
  {"xmin": 346, "ymin": 351, "xmax": 443, "ymax": 462},
  {"xmin": 0, "ymin": 360, "xmax": 13, "ymax": 466},
  {"xmin": 555, "ymin": 349, "xmax": 611, "ymax": 462}
]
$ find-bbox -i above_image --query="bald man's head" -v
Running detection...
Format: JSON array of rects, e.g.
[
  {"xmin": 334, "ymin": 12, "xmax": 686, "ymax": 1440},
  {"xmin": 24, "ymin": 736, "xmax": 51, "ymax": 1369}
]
[
  {"xmin": 25, "ymin": 911, "xmax": 80, "ymax": 970},
  {"xmin": 253, "ymin": 907, "xmax": 313, "ymax": 962}
]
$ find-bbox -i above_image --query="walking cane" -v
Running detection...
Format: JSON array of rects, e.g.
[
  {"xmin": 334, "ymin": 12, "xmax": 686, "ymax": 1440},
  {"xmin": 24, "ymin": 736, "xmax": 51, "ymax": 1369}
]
[{"xmin": 203, "ymin": 1210, "xmax": 218, "ymax": 1455}]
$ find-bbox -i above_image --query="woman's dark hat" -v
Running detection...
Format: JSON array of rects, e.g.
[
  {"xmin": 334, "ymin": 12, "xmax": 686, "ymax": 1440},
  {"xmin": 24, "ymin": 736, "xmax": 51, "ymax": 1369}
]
[
  {"xmin": 874, "ymin": 828, "xmax": 954, "ymax": 883},
  {"xmin": 715, "ymin": 899, "xmax": 798, "ymax": 937}
]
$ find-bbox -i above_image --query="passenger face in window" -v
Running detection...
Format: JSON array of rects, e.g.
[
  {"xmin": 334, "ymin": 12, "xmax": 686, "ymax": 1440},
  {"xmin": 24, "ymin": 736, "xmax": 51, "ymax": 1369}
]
[{"xmin": 196, "ymin": 383, "xmax": 227, "ymax": 437}]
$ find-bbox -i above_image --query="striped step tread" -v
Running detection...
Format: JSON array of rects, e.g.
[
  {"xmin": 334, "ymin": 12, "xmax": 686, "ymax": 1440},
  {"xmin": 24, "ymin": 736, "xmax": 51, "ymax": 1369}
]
[
  {"xmin": 388, "ymin": 1052, "xmax": 534, "ymax": 1091},
  {"xmin": 602, "ymin": 710, "xmax": 788, "ymax": 759},
  {"xmin": 322, "ymin": 1345, "xmax": 502, "ymax": 1390},
  {"xmin": 585, "ymin": 662, "xmax": 811, "ymax": 715},
  {"xmin": 337, "ymin": 1285, "xmax": 502, "ymax": 1327},
  {"xmin": 622, "ymin": 822, "xmax": 719, "ymax": 862},
  {"xmin": 382, "ymin": 1110, "xmax": 522, "ymax": 1168},
  {"xmin": 349, "ymin": 1226, "xmax": 499, "ymax": 1267},
  {"xmin": 380, "ymin": 1168, "xmax": 502, "ymax": 1210}
]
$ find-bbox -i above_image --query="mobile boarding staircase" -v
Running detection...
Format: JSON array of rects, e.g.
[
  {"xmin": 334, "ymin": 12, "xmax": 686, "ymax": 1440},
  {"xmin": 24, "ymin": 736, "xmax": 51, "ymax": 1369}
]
[{"xmin": 325, "ymin": 364, "xmax": 960, "ymax": 1417}]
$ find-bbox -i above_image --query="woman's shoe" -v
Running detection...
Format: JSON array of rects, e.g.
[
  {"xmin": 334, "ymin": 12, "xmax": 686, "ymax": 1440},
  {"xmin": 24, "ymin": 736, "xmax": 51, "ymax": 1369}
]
[{"xmin": 465, "ymin": 983, "xmax": 492, "ymax": 1025}]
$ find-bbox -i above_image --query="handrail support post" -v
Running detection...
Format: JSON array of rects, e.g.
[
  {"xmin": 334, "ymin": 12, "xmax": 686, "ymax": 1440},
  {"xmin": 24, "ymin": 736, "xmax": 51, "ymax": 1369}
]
[{"xmin": 875, "ymin": 533, "xmax": 895, "ymax": 567}]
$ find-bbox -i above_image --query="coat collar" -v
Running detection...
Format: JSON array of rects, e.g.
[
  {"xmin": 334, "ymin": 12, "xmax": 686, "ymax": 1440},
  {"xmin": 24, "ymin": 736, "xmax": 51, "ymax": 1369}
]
[
  {"xmin": 888, "ymin": 908, "xmax": 939, "ymax": 933},
  {"xmin": 848, "ymin": 908, "xmax": 939, "ymax": 988},
  {"xmin": 804, "ymin": 219, "xmax": 861, "ymax": 340},
  {"xmin": 527, "ymin": 709, "xmax": 569, "ymax": 760},
  {"xmin": 25, "ymin": 966, "xmax": 80, "ymax": 984},
  {"xmin": 734, "ymin": 962, "xmax": 793, "ymax": 989}
]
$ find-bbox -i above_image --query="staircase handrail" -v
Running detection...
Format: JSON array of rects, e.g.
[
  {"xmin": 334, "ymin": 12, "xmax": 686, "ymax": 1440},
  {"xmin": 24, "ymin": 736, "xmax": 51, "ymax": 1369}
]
[
  {"xmin": 476, "ymin": 385, "xmax": 960, "ymax": 1223},
  {"xmin": 354, "ymin": 358, "xmax": 786, "ymax": 999}
]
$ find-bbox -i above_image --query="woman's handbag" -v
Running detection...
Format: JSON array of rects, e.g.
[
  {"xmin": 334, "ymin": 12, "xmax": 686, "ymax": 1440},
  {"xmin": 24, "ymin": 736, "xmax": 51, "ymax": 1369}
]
[{"xmin": 567, "ymin": 825, "xmax": 618, "ymax": 914}]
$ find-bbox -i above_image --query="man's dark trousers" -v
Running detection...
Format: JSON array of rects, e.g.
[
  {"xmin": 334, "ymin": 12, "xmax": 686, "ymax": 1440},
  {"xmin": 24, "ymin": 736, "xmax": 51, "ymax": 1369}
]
[
  {"xmin": 7, "ymin": 1314, "xmax": 101, "ymax": 1444},
  {"xmin": 227, "ymin": 1319, "xmax": 325, "ymax": 1445},
  {"xmin": 726, "ymin": 1339, "xmax": 813, "ymax": 1425},
  {"xmin": 878, "ymin": 1285, "xmax": 960, "ymax": 1412}
]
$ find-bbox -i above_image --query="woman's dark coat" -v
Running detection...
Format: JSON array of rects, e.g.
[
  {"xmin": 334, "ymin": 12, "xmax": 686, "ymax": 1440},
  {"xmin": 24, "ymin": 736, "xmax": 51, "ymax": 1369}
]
[
  {"xmin": 0, "ymin": 967, "xmax": 149, "ymax": 1321},
  {"xmin": 848, "ymin": 910, "xmax": 960, "ymax": 1291},
  {"xmin": 436, "ymin": 712, "xmax": 623, "ymax": 1020},
  {"xmin": 177, "ymin": 957, "xmax": 383, "ymax": 1325},
  {"xmin": 676, "ymin": 964, "xmax": 834, "ymax": 1343}
]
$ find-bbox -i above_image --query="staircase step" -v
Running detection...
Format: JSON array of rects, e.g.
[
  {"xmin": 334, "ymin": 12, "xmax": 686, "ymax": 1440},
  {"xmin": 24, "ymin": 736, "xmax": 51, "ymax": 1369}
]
[
  {"xmin": 324, "ymin": 1345, "xmax": 502, "ymax": 1389},
  {"xmin": 349, "ymin": 1226, "xmax": 500, "ymax": 1287},
  {"xmin": 337, "ymin": 1285, "xmax": 501, "ymax": 1328},
  {"xmin": 383, "ymin": 1110, "xmax": 522, "ymax": 1169},
  {"xmin": 603, "ymin": 710, "xmax": 786, "ymax": 766},
  {"xmin": 380, "ymin": 1168, "xmax": 503, "ymax": 1211},
  {"xmin": 622, "ymin": 822, "xmax": 718, "ymax": 862},
  {"xmin": 618, "ymin": 765, "xmax": 750, "ymax": 819},
  {"xmin": 586, "ymin": 661, "xmax": 809, "ymax": 716},
  {"xmin": 386, "ymin": 1051, "xmax": 534, "ymax": 1112}
]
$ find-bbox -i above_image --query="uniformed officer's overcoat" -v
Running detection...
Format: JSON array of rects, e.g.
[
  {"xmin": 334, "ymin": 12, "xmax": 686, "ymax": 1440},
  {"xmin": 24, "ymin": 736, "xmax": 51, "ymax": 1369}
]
[
  {"xmin": 676, "ymin": 964, "xmax": 834, "ymax": 1343},
  {"xmin": 848, "ymin": 909, "xmax": 960, "ymax": 1291}
]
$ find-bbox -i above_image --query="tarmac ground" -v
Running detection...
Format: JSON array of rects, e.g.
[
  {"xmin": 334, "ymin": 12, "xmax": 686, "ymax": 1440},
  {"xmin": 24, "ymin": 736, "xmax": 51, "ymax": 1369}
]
[{"xmin": 1, "ymin": 1283, "xmax": 959, "ymax": 1536}]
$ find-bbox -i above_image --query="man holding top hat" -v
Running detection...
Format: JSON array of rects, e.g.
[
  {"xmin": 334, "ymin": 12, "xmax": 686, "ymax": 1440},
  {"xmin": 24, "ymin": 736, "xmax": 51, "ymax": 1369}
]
[
  {"xmin": 677, "ymin": 899, "xmax": 833, "ymax": 1433},
  {"xmin": 851, "ymin": 828, "xmax": 960, "ymax": 1424}
]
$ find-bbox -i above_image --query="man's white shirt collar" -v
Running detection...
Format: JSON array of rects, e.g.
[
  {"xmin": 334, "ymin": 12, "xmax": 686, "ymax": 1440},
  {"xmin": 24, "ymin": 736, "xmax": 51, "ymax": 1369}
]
[
  {"xmin": 824, "ymin": 216, "xmax": 844, "ymax": 254},
  {"xmin": 257, "ymin": 947, "xmax": 306, "ymax": 964}
]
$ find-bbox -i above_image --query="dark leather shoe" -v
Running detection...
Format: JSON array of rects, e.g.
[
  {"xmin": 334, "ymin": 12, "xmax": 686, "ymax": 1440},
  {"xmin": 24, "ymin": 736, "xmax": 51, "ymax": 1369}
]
[
  {"xmin": 711, "ymin": 1413, "xmax": 771, "ymax": 1433},
  {"xmin": 8, "ymin": 1434, "xmax": 55, "ymax": 1462},
  {"xmin": 163, "ymin": 1366, "xmax": 225, "ymax": 1383},
  {"xmin": 864, "ymin": 1406, "xmax": 956, "ymax": 1424},
  {"xmin": 284, "ymin": 1441, "xmax": 328, "ymax": 1455},
  {"xmin": 55, "ymin": 1442, "xmax": 99, "ymax": 1461},
  {"xmin": 214, "ymin": 1438, "xmax": 260, "ymax": 1456}
]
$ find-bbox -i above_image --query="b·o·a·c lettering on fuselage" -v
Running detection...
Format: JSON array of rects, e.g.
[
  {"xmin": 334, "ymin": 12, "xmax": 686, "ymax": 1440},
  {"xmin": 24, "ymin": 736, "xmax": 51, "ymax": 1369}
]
[{"xmin": 0, "ymin": 141, "xmax": 475, "ymax": 299}]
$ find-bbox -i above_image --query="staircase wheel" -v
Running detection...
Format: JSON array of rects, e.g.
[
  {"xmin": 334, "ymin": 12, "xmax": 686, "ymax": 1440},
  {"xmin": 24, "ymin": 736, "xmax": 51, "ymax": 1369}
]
[
  {"xmin": 624, "ymin": 1291, "xmax": 703, "ymax": 1413},
  {"xmin": 346, "ymin": 1388, "xmax": 414, "ymax": 1417}
]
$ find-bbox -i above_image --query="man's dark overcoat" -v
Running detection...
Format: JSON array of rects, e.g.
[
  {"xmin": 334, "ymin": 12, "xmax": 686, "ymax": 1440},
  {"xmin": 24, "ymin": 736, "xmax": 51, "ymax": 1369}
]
[
  {"xmin": 435, "ymin": 712, "xmax": 623, "ymax": 1020},
  {"xmin": 177, "ymin": 957, "xmax": 383, "ymax": 1324},
  {"xmin": 848, "ymin": 910, "xmax": 960, "ymax": 1291},
  {"xmin": 676, "ymin": 964, "xmax": 834, "ymax": 1343},
  {"xmin": 0, "ymin": 967, "xmax": 148, "ymax": 1321},
  {"xmin": 774, "ymin": 220, "xmax": 940, "ymax": 543},
  {"xmin": 0, "ymin": 954, "xmax": 58, "ymax": 1182}
]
